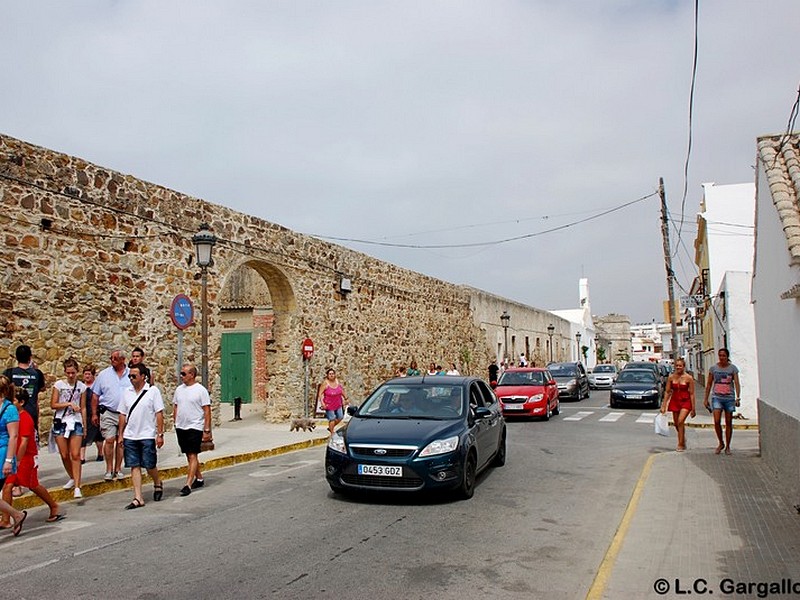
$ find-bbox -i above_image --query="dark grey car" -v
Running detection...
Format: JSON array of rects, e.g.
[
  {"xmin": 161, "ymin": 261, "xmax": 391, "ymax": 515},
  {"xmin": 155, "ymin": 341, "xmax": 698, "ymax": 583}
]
[{"xmin": 547, "ymin": 362, "xmax": 590, "ymax": 400}]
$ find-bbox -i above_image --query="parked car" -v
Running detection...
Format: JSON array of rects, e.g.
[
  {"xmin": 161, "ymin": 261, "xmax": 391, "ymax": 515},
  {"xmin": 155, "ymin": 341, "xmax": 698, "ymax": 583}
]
[
  {"xmin": 588, "ymin": 364, "xmax": 618, "ymax": 389},
  {"xmin": 325, "ymin": 376, "xmax": 506, "ymax": 500},
  {"xmin": 621, "ymin": 361, "xmax": 665, "ymax": 389},
  {"xmin": 547, "ymin": 362, "xmax": 590, "ymax": 400},
  {"xmin": 609, "ymin": 369, "xmax": 662, "ymax": 409},
  {"xmin": 494, "ymin": 367, "xmax": 560, "ymax": 420}
]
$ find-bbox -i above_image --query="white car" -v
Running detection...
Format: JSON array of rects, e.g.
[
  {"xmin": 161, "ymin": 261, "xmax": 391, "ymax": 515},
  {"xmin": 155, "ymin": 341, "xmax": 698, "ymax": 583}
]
[{"xmin": 588, "ymin": 364, "xmax": 618, "ymax": 389}]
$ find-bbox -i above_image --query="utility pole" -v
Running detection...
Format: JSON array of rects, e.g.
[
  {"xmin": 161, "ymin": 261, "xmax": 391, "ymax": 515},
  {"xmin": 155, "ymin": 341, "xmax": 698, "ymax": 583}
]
[{"xmin": 659, "ymin": 178, "xmax": 680, "ymax": 360}]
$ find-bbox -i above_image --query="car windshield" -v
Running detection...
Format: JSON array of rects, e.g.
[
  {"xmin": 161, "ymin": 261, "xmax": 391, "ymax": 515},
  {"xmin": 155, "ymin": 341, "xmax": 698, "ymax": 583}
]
[
  {"xmin": 549, "ymin": 365, "xmax": 577, "ymax": 377},
  {"xmin": 356, "ymin": 384, "xmax": 464, "ymax": 419},
  {"xmin": 497, "ymin": 371, "xmax": 547, "ymax": 386},
  {"xmin": 617, "ymin": 371, "xmax": 656, "ymax": 384},
  {"xmin": 593, "ymin": 365, "xmax": 615, "ymax": 373}
]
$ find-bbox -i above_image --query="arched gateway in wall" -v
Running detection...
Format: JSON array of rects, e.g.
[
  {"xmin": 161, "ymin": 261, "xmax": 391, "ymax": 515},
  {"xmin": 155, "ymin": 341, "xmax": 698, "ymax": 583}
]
[{"xmin": 217, "ymin": 259, "xmax": 299, "ymax": 420}]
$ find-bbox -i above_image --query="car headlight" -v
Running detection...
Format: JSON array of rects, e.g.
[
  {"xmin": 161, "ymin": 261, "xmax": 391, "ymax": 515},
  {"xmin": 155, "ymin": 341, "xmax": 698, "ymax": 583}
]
[
  {"xmin": 419, "ymin": 436, "xmax": 459, "ymax": 457},
  {"xmin": 568, "ymin": 379, "xmax": 578, "ymax": 388},
  {"xmin": 612, "ymin": 389, "xmax": 624, "ymax": 396},
  {"xmin": 646, "ymin": 389, "xmax": 659, "ymax": 395},
  {"xmin": 528, "ymin": 394, "xmax": 544, "ymax": 402},
  {"xmin": 327, "ymin": 432, "xmax": 346, "ymax": 454}
]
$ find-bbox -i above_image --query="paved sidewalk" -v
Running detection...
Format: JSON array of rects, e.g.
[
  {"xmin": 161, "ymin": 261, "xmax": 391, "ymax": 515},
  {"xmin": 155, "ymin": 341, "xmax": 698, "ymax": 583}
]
[
  {"xmin": 17, "ymin": 403, "xmax": 329, "ymax": 510},
  {"xmin": 594, "ymin": 428, "xmax": 800, "ymax": 598}
]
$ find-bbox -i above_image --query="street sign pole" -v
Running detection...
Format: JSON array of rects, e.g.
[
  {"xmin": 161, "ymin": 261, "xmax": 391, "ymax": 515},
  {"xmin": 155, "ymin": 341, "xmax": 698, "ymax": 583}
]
[
  {"xmin": 301, "ymin": 338, "xmax": 315, "ymax": 418},
  {"xmin": 304, "ymin": 360, "xmax": 310, "ymax": 419}
]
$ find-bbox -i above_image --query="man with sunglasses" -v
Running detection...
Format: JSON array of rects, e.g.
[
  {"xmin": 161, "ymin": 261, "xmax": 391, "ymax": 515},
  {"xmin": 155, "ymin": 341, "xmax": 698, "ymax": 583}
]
[
  {"xmin": 118, "ymin": 363, "xmax": 164, "ymax": 509},
  {"xmin": 172, "ymin": 364, "xmax": 211, "ymax": 496}
]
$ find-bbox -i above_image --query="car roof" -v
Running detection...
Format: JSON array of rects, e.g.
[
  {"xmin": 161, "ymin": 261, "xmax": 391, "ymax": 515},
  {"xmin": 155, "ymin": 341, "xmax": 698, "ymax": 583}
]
[
  {"xmin": 384, "ymin": 375, "xmax": 474, "ymax": 385},
  {"xmin": 502, "ymin": 367, "xmax": 549, "ymax": 373}
]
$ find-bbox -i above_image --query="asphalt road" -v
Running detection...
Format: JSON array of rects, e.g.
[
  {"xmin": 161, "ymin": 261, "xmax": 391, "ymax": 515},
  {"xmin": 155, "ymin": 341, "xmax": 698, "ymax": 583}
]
[{"xmin": 2, "ymin": 391, "xmax": 669, "ymax": 599}]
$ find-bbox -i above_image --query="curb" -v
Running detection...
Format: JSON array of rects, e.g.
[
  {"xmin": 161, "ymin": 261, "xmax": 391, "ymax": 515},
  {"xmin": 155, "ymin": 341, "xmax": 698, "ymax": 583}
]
[
  {"xmin": 14, "ymin": 437, "xmax": 329, "ymax": 511},
  {"xmin": 684, "ymin": 422, "xmax": 758, "ymax": 430}
]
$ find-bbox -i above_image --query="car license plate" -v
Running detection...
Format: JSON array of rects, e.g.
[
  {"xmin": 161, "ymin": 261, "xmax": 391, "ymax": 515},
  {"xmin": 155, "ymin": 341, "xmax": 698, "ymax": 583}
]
[
  {"xmin": 503, "ymin": 404, "xmax": 524, "ymax": 410},
  {"xmin": 628, "ymin": 394, "xmax": 642, "ymax": 399},
  {"xmin": 358, "ymin": 464, "xmax": 402, "ymax": 477}
]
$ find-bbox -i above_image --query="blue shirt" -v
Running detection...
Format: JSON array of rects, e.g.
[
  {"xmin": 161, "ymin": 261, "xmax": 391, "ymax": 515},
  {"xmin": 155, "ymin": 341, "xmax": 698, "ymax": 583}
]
[
  {"xmin": 92, "ymin": 365, "xmax": 131, "ymax": 412},
  {"xmin": 0, "ymin": 399, "xmax": 20, "ymax": 466}
]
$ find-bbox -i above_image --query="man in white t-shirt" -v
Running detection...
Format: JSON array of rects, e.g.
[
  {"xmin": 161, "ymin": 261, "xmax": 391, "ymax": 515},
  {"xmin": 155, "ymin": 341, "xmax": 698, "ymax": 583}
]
[
  {"xmin": 172, "ymin": 364, "xmax": 212, "ymax": 497},
  {"xmin": 118, "ymin": 364, "xmax": 164, "ymax": 509}
]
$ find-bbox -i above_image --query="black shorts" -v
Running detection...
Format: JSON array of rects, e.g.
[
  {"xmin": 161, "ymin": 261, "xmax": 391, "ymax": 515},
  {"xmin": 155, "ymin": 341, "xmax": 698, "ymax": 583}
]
[{"xmin": 176, "ymin": 428, "xmax": 202, "ymax": 455}]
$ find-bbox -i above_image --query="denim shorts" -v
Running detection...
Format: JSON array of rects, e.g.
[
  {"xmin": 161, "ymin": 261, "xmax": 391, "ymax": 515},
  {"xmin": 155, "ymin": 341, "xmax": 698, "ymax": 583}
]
[
  {"xmin": 712, "ymin": 397, "xmax": 736, "ymax": 413},
  {"xmin": 53, "ymin": 422, "xmax": 84, "ymax": 438},
  {"xmin": 123, "ymin": 438, "xmax": 157, "ymax": 470},
  {"xmin": 325, "ymin": 407, "xmax": 344, "ymax": 421}
]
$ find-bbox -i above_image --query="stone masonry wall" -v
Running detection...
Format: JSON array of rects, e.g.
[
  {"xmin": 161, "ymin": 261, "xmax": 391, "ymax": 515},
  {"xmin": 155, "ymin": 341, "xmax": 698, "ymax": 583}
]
[{"xmin": 0, "ymin": 133, "xmax": 568, "ymax": 431}]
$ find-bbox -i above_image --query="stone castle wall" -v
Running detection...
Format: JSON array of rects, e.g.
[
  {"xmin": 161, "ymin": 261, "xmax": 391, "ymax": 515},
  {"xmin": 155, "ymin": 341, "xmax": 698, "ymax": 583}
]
[{"xmin": 0, "ymin": 133, "xmax": 568, "ymax": 430}]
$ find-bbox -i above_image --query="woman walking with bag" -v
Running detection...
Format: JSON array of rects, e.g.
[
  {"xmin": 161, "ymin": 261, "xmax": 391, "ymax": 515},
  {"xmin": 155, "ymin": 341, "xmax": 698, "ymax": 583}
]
[
  {"xmin": 51, "ymin": 357, "xmax": 87, "ymax": 498},
  {"xmin": 660, "ymin": 358, "xmax": 695, "ymax": 452}
]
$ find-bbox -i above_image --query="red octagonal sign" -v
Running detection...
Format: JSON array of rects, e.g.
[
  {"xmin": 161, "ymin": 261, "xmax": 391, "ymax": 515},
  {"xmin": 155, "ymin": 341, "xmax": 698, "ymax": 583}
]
[{"xmin": 301, "ymin": 338, "xmax": 314, "ymax": 360}]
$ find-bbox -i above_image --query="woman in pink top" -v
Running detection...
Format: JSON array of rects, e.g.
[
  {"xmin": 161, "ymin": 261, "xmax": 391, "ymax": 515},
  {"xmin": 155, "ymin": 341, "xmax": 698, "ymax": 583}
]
[{"xmin": 317, "ymin": 368, "xmax": 348, "ymax": 435}]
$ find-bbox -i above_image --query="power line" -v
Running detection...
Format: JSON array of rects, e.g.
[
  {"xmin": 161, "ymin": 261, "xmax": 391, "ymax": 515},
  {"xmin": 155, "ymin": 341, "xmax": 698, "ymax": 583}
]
[
  {"xmin": 675, "ymin": 0, "xmax": 700, "ymax": 258},
  {"xmin": 316, "ymin": 191, "xmax": 658, "ymax": 250}
]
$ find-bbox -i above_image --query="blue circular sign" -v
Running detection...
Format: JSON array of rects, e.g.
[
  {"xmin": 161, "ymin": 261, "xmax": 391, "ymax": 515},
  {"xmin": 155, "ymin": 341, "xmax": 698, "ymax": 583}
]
[{"xmin": 170, "ymin": 294, "xmax": 194, "ymax": 330}]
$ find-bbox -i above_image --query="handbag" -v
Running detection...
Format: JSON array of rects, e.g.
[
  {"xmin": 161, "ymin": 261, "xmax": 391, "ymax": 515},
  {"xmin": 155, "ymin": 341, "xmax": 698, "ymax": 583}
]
[
  {"xmin": 199, "ymin": 434, "xmax": 215, "ymax": 453},
  {"xmin": 654, "ymin": 413, "xmax": 671, "ymax": 436}
]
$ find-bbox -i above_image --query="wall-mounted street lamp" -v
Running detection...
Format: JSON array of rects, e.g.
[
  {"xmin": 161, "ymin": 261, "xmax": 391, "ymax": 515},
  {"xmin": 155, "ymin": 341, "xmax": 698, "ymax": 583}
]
[
  {"xmin": 576, "ymin": 331, "xmax": 582, "ymax": 364},
  {"xmin": 547, "ymin": 323, "xmax": 555, "ymax": 363},
  {"xmin": 500, "ymin": 311, "xmax": 511, "ymax": 362},
  {"xmin": 192, "ymin": 223, "xmax": 217, "ymax": 388}
]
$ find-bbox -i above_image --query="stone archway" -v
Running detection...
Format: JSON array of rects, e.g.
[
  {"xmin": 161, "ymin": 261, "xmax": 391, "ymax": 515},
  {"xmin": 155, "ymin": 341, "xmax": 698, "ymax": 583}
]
[{"xmin": 218, "ymin": 260, "xmax": 299, "ymax": 420}]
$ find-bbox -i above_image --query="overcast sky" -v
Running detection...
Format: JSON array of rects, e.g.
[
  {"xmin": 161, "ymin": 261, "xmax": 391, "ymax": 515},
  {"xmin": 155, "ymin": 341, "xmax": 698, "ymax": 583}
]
[{"xmin": 3, "ymin": 2, "xmax": 798, "ymax": 323}]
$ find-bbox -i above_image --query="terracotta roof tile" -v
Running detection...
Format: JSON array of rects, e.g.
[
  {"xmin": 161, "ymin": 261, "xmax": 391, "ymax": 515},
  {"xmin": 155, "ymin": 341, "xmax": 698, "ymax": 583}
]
[{"xmin": 757, "ymin": 134, "xmax": 800, "ymax": 265}]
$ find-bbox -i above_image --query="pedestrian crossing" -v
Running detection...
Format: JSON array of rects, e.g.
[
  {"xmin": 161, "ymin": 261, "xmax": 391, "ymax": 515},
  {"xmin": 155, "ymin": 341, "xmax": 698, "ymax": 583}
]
[{"xmin": 555, "ymin": 409, "xmax": 659, "ymax": 424}]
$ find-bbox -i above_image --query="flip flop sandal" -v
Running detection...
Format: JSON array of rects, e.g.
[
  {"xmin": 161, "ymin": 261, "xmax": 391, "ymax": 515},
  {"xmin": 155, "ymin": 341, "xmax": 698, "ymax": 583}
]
[
  {"xmin": 125, "ymin": 499, "xmax": 145, "ymax": 510},
  {"xmin": 46, "ymin": 514, "xmax": 66, "ymax": 523},
  {"xmin": 13, "ymin": 511, "xmax": 27, "ymax": 537},
  {"xmin": 153, "ymin": 484, "xmax": 163, "ymax": 502}
]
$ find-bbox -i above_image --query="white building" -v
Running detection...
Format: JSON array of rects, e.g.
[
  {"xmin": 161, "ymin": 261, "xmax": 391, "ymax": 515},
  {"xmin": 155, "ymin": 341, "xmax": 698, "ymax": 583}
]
[
  {"xmin": 752, "ymin": 133, "xmax": 800, "ymax": 497},
  {"xmin": 692, "ymin": 181, "xmax": 759, "ymax": 420},
  {"xmin": 551, "ymin": 278, "xmax": 596, "ymax": 368}
]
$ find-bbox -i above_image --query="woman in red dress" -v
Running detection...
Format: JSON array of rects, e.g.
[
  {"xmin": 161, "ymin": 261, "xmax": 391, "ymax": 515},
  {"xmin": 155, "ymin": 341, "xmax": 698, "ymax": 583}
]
[{"xmin": 660, "ymin": 358, "xmax": 696, "ymax": 452}]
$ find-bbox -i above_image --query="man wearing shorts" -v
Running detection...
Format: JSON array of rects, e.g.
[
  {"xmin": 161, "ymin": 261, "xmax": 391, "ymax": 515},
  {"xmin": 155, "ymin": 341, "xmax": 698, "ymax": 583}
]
[
  {"xmin": 118, "ymin": 364, "xmax": 164, "ymax": 509},
  {"xmin": 703, "ymin": 347, "xmax": 741, "ymax": 455},
  {"xmin": 92, "ymin": 349, "xmax": 130, "ymax": 481},
  {"xmin": 172, "ymin": 364, "xmax": 212, "ymax": 497}
]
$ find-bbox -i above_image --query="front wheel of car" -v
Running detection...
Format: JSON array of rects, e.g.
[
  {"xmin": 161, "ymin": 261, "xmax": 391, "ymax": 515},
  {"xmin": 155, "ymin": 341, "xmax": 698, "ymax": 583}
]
[
  {"xmin": 493, "ymin": 429, "xmax": 507, "ymax": 467},
  {"xmin": 543, "ymin": 402, "xmax": 551, "ymax": 421},
  {"xmin": 458, "ymin": 454, "xmax": 477, "ymax": 500}
]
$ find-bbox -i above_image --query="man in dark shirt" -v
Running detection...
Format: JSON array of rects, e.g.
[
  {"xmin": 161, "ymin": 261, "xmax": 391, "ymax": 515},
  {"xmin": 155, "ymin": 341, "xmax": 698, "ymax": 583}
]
[
  {"xmin": 488, "ymin": 360, "xmax": 499, "ymax": 386},
  {"xmin": 3, "ymin": 344, "xmax": 45, "ymax": 430}
]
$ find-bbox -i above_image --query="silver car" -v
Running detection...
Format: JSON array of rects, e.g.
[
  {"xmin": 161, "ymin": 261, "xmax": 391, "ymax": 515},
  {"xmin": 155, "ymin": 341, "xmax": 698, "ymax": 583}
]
[{"xmin": 588, "ymin": 364, "xmax": 618, "ymax": 389}]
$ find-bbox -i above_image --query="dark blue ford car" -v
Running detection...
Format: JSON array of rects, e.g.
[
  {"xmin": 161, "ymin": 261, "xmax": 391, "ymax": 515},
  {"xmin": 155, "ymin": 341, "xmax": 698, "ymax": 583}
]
[{"xmin": 325, "ymin": 376, "xmax": 506, "ymax": 500}]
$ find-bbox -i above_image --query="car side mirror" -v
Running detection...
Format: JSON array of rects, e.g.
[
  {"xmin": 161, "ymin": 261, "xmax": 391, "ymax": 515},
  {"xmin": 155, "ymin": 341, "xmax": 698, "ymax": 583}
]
[
  {"xmin": 490, "ymin": 381, "xmax": 497, "ymax": 389},
  {"xmin": 346, "ymin": 405, "xmax": 357, "ymax": 416},
  {"xmin": 473, "ymin": 407, "xmax": 491, "ymax": 420},
  {"xmin": 548, "ymin": 379, "xmax": 556, "ymax": 386}
]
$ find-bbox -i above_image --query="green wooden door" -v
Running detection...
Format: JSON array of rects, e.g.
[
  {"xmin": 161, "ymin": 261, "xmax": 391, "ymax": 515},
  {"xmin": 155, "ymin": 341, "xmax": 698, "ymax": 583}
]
[{"xmin": 221, "ymin": 332, "xmax": 252, "ymax": 404}]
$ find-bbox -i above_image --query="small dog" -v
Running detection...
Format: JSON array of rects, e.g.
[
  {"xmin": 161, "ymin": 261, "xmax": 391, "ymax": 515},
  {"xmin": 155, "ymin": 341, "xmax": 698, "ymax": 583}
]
[{"xmin": 289, "ymin": 417, "xmax": 317, "ymax": 432}]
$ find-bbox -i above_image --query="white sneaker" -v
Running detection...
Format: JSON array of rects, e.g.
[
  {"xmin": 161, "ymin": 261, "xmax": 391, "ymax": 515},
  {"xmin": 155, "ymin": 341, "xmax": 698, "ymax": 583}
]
[
  {"xmin": 73, "ymin": 487, "xmax": 82, "ymax": 498},
  {"xmin": 115, "ymin": 472, "xmax": 126, "ymax": 480},
  {"xmin": 62, "ymin": 479, "xmax": 75, "ymax": 490},
  {"xmin": 103, "ymin": 472, "xmax": 113, "ymax": 481}
]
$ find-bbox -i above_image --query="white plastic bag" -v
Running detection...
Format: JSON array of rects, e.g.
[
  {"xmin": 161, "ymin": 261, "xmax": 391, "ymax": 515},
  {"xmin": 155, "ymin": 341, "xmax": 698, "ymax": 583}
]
[{"xmin": 654, "ymin": 413, "xmax": 671, "ymax": 437}]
